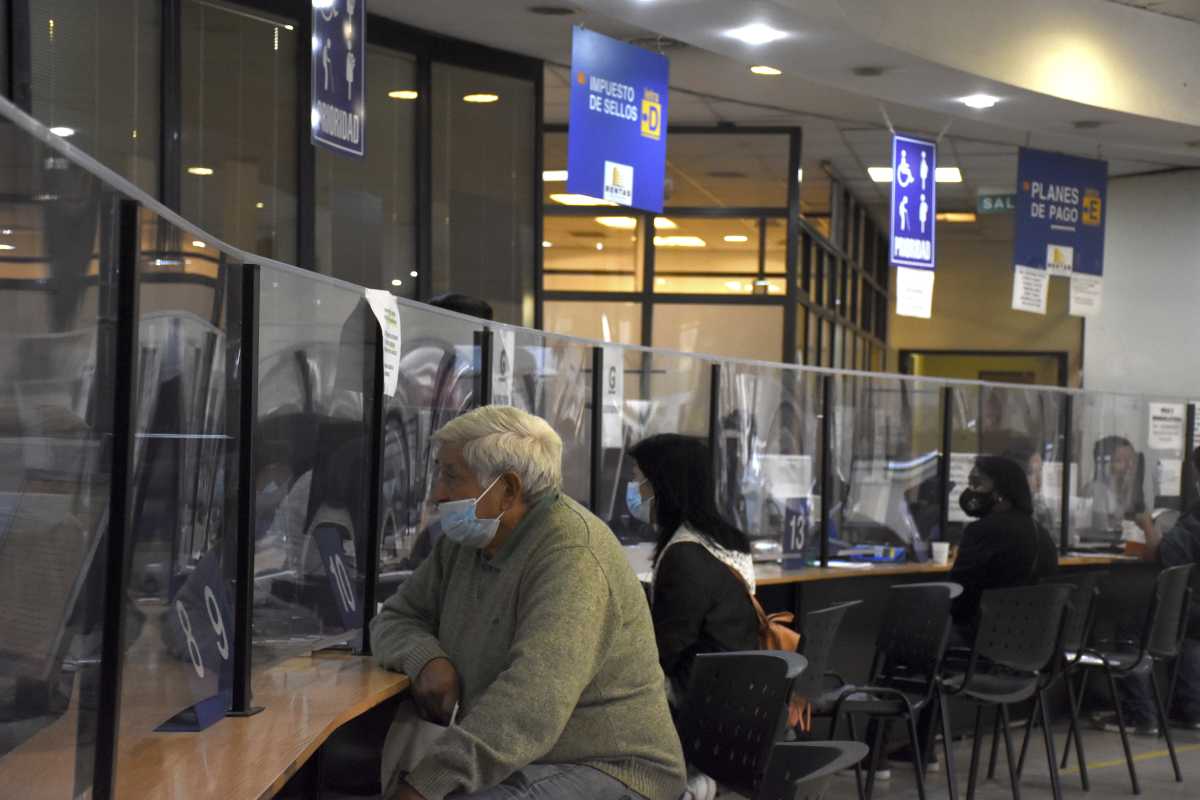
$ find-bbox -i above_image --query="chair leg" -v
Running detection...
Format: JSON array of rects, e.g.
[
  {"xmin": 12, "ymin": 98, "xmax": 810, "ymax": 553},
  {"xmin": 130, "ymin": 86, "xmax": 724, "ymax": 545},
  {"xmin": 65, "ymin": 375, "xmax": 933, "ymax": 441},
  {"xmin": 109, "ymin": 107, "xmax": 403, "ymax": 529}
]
[
  {"xmin": 847, "ymin": 713, "xmax": 866, "ymax": 800},
  {"xmin": 1064, "ymin": 668, "xmax": 1090, "ymax": 791},
  {"xmin": 987, "ymin": 706, "xmax": 1002, "ymax": 780},
  {"xmin": 1151, "ymin": 668, "xmax": 1183, "ymax": 782},
  {"xmin": 939, "ymin": 690, "xmax": 959, "ymax": 800},
  {"xmin": 1104, "ymin": 668, "xmax": 1141, "ymax": 795},
  {"xmin": 1061, "ymin": 667, "xmax": 1092, "ymax": 771},
  {"xmin": 1039, "ymin": 689, "xmax": 1065, "ymax": 800},
  {"xmin": 907, "ymin": 712, "xmax": 929, "ymax": 800},
  {"xmin": 967, "ymin": 705, "xmax": 985, "ymax": 800},
  {"xmin": 865, "ymin": 717, "xmax": 887, "ymax": 800},
  {"xmin": 999, "ymin": 704, "xmax": 1022, "ymax": 800},
  {"xmin": 1015, "ymin": 693, "xmax": 1039, "ymax": 779}
]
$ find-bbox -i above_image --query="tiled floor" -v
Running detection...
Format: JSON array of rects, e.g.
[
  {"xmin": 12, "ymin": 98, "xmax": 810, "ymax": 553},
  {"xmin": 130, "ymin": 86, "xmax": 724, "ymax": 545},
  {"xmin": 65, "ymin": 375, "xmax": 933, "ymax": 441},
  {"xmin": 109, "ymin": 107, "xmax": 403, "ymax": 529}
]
[{"xmin": 806, "ymin": 722, "xmax": 1200, "ymax": 799}]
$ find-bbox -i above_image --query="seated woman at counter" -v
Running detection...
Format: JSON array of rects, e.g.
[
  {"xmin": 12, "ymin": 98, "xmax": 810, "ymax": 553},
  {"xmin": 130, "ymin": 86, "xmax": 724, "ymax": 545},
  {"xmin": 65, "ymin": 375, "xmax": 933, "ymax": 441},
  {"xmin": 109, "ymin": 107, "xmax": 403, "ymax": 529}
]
[{"xmin": 950, "ymin": 455, "xmax": 1059, "ymax": 640}]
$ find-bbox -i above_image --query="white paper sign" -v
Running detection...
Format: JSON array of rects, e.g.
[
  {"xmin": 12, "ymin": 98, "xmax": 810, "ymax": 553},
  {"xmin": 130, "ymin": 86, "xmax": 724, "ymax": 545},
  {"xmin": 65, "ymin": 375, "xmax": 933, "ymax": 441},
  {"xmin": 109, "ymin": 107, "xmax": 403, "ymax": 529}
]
[
  {"xmin": 364, "ymin": 289, "xmax": 402, "ymax": 397},
  {"xmin": 600, "ymin": 346, "xmax": 624, "ymax": 449},
  {"xmin": 1012, "ymin": 265, "xmax": 1049, "ymax": 315},
  {"xmin": 947, "ymin": 452, "xmax": 977, "ymax": 523},
  {"xmin": 1156, "ymin": 458, "xmax": 1183, "ymax": 497},
  {"xmin": 1070, "ymin": 273, "xmax": 1103, "ymax": 317},
  {"xmin": 895, "ymin": 267, "xmax": 935, "ymax": 319},
  {"xmin": 492, "ymin": 329, "xmax": 515, "ymax": 406},
  {"xmin": 1149, "ymin": 402, "xmax": 1186, "ymax": 451},
  {"xmin": 758, "ymin": 454, "xmax": 814, "ymax": 500}
]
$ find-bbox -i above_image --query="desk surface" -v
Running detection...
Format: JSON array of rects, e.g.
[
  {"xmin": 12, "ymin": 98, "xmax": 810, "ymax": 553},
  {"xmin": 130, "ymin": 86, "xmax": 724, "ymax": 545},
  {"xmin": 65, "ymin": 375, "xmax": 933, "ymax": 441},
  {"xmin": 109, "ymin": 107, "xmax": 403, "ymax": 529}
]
[
  {"xmin": 755, "ymin": 554, "xmax": 1136, "ymax": 587},
  {"xmin": 0, "ymin": 652, "xmax": 409, "ymax": 800}
]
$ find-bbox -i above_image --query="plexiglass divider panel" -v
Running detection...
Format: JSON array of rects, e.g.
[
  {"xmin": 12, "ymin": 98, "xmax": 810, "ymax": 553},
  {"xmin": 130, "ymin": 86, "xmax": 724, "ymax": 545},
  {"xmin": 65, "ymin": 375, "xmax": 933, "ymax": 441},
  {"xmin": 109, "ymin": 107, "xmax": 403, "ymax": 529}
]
[{"xmin": 252, "ymin": 261, "xmax": 377, "ymax": 668}]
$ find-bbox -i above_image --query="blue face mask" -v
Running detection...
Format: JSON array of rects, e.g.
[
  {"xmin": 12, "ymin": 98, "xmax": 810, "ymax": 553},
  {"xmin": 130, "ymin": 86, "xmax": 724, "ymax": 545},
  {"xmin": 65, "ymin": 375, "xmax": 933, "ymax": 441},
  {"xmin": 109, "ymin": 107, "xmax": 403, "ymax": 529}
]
[
  {"xmin": 437, "ymin": 476, "xmax": 504, "ymax": 549},
  {"xmin": 626, "ymin": 480, "xmax": 654, "ymax": 524}
]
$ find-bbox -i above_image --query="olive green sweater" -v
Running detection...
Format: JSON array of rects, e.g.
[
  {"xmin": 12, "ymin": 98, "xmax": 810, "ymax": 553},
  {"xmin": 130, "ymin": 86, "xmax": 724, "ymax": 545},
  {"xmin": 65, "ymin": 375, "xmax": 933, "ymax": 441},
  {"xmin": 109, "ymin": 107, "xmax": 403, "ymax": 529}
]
[{"xmin": 371, "ymin": 491, "xmax": 686, "ymax": 800}]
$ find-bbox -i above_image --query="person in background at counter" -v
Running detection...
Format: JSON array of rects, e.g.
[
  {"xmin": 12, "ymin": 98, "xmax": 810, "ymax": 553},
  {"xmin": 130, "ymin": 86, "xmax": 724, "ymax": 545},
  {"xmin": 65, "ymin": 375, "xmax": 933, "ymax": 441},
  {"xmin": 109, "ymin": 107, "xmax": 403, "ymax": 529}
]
[
  {"xmin": 1095, "ymin": 446, "xmax": 1200, "ymax": 735},
  {"xmin": 950, "ymin": 455, "xmax": 1059, "ymax": 640},
  {"xmin": 371, "ymin": 406, "xmax": 686, "ymax": 800},
  {"xmin": 1088, "ymin": 435, "xmax": 1154, "ymax": 543},
  {"xmin": 629, "ymin": 434, "xmax": 758, "ymax": 800}
]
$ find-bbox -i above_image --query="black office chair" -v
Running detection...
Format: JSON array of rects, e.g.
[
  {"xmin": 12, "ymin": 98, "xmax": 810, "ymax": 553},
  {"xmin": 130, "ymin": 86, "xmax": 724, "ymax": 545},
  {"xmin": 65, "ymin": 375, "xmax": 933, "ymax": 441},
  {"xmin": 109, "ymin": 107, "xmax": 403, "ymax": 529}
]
[
  {"xmin": 792, "ymin": 600, "xmax": 863, "ymax": 713},
  {"xmin": 681, "ymin": 650, "xmax": 871, "ymax": 800},
  {"xmin": 826, "ymin": 584, "xmax": 958, "ymax": 800},
  {"xmin": 1063, "ymin": 563, "xmax": 1193, "ymax": 795},
  {"xmin": 940, "ymin": 583, "xmax": 1073, "ymax": 800}
]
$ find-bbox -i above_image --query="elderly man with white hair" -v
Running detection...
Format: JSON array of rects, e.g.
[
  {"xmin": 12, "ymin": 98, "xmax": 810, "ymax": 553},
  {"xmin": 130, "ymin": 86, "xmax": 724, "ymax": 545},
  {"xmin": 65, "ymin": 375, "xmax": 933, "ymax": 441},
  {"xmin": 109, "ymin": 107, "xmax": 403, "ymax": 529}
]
[{"xmin": 372, "ymin": 405, "xmax": 686, "ymax": 800}]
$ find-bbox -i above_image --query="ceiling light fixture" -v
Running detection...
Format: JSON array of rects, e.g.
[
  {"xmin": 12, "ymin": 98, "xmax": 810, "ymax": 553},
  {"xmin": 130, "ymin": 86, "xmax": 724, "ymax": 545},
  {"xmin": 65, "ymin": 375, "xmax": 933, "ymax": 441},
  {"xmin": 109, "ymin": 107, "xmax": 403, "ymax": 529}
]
[
  {"xmin": 388, "ymin": 90, "xmax": 419, "ymax": 100},
  {"xmin": 410, "ymin": 270, "xmax": 419, "ymax": 277},
  {"xmin": 187, "ymin": 166, "xmax": 214, "ymax": 176},
  {"xmin": 463, "ymin": 93, "xmax": 500, "ymax": 104},
  {"xmin": 723, "ymin": 234, "xmax": 750, "ymax": 243},
  {"xmin": 867, "ymin": 167, "xmax": 893, "ymax": 183},
  {"xmin": 542, "ymin": 240, "xmax": 553, "ymax": 248},
  {"xmin": 191, "ymin": 240, "xmax": 206, "ymax": 248},
  {"xmin": 797, "ymin": 168, "xmax": 804, "ymax": 183},
  {"xmin": 595, "ymin": 242, "xmax": 605, "ymax": 251},
  {"xmin": 960, "ymin": 93, "xmax": 1000, "ymax": 110},
  {"xmin": 0, "ymin": 244, "xmax": 14, "ymax": 251},
  {"xmin": 595, "ymin": 216, "xmax": 637, "ymax": 230},
  {"xmin": 750, "ymin": 65, "xmax": 782, "ymax": 76},
  {"xmin": 654, "ymin": 235, "xmax": 707, "ymax": 248},
  {"xmin": 48, "ymin": 126, "xmax": 75, "ymax": 137},
  {"xmin": 1, "ymin": 229, "xmax": 11, "ymax": 235},
  {"xmin": 936, "ymin": 212, "xmax": 977, "ymax": 223},
  {"xmin": 255, "ymin": 201, "xmax": 265, "ymax": 209},
  {"xmin": 550, "ymin": 193, "xmax": 616, "ymax": 206},
  {"xmin": 869, "ymin": 166, "xmax": 963, "ymax": 183},
  {"xmin": 726, "ymin": 23, "xmax": 787, "ymax": 46},
  {"xmin": 654, "ymin": 217, "xmax": 677, "ymax": 230},
  {"xmin": 391, "ymin": 279, "xmax": 403, "ymax": 287},
  {"xmin": 542, "ymin": 169, "xmax": 568, "ymax": 182}
]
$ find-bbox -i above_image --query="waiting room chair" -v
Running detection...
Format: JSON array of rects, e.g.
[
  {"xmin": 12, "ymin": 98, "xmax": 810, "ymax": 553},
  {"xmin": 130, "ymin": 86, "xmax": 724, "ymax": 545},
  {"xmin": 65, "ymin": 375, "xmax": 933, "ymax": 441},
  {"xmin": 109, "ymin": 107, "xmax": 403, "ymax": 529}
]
[
  {"xmin": 1061, "ymin": 563, "xmax": 1193, "ymax": 795},
  {"xmin": 680, "ymin": 650, "xmax": 872, "ymax": 800},
  {"xmin": 791, "ymin": 600, "xmax": 862, "ymax": 711},
  {"xmin": 940, "ymin": 583, "xmax": 1073, "ymax": 800},
  {"xmin": 826, "ymin": 583, "xmax": 958, "ymax": 800}
]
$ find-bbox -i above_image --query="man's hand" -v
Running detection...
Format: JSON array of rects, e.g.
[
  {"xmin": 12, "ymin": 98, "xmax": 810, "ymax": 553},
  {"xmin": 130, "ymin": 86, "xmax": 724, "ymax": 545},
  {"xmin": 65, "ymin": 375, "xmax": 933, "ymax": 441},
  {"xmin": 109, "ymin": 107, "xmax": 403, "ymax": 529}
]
[
  {"xmin": 413, "ymin": 657, "xmax": 460, "ymax": 725},
  {"xmin": 391, "ymin": 781, "xmax": 427, "ymax": 800}
]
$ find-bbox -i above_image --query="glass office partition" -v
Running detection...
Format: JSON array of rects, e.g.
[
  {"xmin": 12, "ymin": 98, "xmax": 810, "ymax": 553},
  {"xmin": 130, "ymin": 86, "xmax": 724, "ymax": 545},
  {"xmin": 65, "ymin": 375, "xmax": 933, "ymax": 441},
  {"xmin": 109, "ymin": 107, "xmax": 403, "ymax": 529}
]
[
  {"xmin": 376, "ymin": 302, "xmax": 478, "ymax": 599},
  {"xmin": 253, "ymin": 263, "xmax": 376, "ymax": 665},
  {"xmin": 0, "ymin": 120, "xmax": 114, "ymax": 795},
  {"xmin": 717, "ymin": 364, "xmax": 822, "ymax": 562},
  {"xmin": 830, "ymin": 375, "xmax": 943, "ymax": 561},
  {"xmin": 505, "ymin": 328, "xmax": 592, "ymax": 506}
]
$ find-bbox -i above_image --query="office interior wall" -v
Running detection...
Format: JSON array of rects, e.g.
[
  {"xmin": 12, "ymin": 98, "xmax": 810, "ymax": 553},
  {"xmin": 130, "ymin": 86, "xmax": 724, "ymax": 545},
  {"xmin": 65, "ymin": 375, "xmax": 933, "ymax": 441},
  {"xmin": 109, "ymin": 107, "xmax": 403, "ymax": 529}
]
[
  {"xmin": 888, "ymin": 237, "xmax": 1085, "ymax": 386},
  {"xmin": 1083, "ymin": 169, "xmax": 1200, "ymax": 399}
]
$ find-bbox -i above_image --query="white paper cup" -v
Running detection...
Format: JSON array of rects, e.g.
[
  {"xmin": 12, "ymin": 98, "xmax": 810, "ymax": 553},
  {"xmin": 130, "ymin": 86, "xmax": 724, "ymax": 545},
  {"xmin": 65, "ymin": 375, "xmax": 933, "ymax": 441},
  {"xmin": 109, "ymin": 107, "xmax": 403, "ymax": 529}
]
[{"xmin": 932, "ymin": 542, "xmax": 951, "ymax": 566}]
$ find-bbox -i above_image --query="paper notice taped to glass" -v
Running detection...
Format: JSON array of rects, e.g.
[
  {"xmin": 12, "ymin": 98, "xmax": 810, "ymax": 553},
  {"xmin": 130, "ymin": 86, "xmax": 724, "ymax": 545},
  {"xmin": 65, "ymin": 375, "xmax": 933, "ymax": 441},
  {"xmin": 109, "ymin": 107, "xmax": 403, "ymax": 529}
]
[
  {"xmin": 1011, "ymin": 265, "xmax": 1048, "ymax": 315},
  {"xmin": 364, "ymin": 289, "xmax": 402, "ymax": 397},
  {"xmin": 492, "ymin": 329, "xmax": 516, "ymax": 406},
  {"xmin": 601, "ymin": 346, "xmax": 625, "ymax": 449},
  {"xmin": 1148, "ymin": 402, "xmax": 1185, "ymax": 451},
  {"xmin": 895, "ymin": 267, "xmax": 935, "ymax": 318},
  {"xmin": 1069, "ymin": 273, "xmax": 1103, "ymax": 317},
  {"xmin": 1156, "ymin": 458, "xmax": 1183, "ymax": 497}
]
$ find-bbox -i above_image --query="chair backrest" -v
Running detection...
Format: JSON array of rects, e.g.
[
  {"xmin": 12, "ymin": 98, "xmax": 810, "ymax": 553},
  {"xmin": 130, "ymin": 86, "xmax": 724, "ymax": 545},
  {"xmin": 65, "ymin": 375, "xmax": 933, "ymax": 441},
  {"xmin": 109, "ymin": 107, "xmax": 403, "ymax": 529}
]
[
  {"xmin": 679, "ymin": 651, "xmax": 808, "ymax": 797},
  {"xmin": 973, "ymin": 584, "xmax": 1073, "ymax": 673},
  {"xmin": 872, "ymin": 584, "xmax": 953, "ymax": 685},
  {"xmin": 1146, "ymin": 564, "xmax": 1194, "ymax": 660},
  {"xmin": 792, "ymin": 600, "xmax": 861, "ymax": 698},
  {"xmin": 756, "ymin": 740, "xmax": 870, "ymax": 800},
  {"xmin": 1041, "ymin": 572, "xmax": 1103, "ymax": 655}
]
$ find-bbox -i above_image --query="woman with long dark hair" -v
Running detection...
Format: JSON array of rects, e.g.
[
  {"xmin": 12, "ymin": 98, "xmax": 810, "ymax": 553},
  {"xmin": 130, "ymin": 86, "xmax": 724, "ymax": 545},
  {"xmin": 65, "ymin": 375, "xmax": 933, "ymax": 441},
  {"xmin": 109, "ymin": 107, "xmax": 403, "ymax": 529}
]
[{"xmin": 628, "ymin": 434, "xmax": 758, "ymax": 702}]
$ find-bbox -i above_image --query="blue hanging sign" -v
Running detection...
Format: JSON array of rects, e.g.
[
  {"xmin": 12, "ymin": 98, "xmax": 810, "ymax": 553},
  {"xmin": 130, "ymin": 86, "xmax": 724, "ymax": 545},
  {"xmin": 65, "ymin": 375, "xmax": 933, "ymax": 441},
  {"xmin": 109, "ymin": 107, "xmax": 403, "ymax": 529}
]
[
  {"xmin": 567, "ymin": 27, "xmax": 669, "ymax": 213},
  {"xmin": 1014, "ymin": 147, "xmax": 1107, "ymax": 277},
  {"xmin": 889, "ymin": 134, "xmax": 937, "ymax": 270},
  {"xmin": 311, "ymin": 0, "xmax": 366, "ymax": 157}
]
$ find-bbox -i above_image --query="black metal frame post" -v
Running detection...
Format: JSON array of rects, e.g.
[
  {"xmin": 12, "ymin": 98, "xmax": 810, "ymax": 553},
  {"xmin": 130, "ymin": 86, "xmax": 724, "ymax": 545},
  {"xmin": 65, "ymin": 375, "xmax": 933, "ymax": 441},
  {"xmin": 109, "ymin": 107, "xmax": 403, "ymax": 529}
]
[
  {"xmin": 1060, "ymin": 395, "xmax": 1075, "ymax": 554},
  {"xmin": 708, "ymin": 363, "xmax": 722, "ymax": 475},
  {"xmin": 819, "ymin": 374, "xmax": 834, "ymax": 568},
  {"xmin": 474, "ymin": 328, "xmax": 493, "ymax": 407},
  {"xmin": 8, "ymin": 0, "xmax": 31, "ymax": 111},
  {"xmin": 938, "ymin": 386, "xmax": 954, "ymax": 543},
  {"xmin": 92, "ymin": 198, "xmax": 141, "ymax": 800},
  {"xmin": 1183, "ymin": 403, "xmax": 1196, "ymax": 510},
  {"xmin": 228, "ymin": 264, "xmax": 263, "ymax": 717},
  {"xmin": 159, "ymin": 0, "xmax": 182, "ymax": 211},
  {"xmin": 358, "ymin": 320, "xmax": 386, "ymax": 654},
  {"xmin": 589, "ymin": 346, "xmax": 604, "ymax": 512}
]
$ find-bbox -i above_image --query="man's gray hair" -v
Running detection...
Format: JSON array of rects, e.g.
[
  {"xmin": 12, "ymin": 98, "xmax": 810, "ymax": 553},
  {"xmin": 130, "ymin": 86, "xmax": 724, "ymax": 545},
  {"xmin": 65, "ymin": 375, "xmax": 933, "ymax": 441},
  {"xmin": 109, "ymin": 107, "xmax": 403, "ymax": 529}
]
[{"xmin": 433, "ymin": 406, "xmax": 563, "ymax": 500}]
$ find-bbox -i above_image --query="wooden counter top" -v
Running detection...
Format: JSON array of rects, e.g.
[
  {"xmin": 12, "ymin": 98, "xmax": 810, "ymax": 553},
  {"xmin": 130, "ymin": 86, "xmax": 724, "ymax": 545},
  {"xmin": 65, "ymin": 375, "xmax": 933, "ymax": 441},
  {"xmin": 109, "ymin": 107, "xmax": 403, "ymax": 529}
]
[
  {"xmin": 756, "ymin": 554, "xmax": 1139, "ymax": 587},
  {"xmin": 0, "ymin": 652, "xmax": 409, "ymax": 799}
]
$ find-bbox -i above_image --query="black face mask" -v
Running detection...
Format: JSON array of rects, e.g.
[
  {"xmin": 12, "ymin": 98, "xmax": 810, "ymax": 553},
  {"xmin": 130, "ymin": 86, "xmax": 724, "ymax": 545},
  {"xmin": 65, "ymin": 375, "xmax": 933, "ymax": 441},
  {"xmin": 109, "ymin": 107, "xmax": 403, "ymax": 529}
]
[{"xmin": 959, "ymin": 489, "xmax": 998, "ymax": 518}]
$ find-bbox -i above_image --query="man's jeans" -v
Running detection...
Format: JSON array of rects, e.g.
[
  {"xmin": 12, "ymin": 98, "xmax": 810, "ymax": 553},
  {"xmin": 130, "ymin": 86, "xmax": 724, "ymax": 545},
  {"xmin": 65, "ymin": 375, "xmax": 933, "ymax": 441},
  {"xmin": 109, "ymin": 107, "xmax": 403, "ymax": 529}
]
[
  {"xmin": 1118, "ymin": 637, "xmax": 1200, "ymax": 725},
  {"xmin": 447, "ymin": 764, "xmax": 650, "ymax": 800}
]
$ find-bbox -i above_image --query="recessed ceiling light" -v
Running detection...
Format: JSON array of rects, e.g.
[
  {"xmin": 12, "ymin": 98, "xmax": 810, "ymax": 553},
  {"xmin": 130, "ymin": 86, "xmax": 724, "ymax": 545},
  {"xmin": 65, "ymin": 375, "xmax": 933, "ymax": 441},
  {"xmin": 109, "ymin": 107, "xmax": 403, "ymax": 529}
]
[
  {"xmin": 654, "ymin": 235, "xmax": 707, "ymax": 248},
  {"xmin": 797, "ymin": 168, "xmax": 804, "ymax": 183},
  {"xmin": 0, "ymin": 229, "xmax": 11, "ymax": 235},
  {"xmin": 191, "ymin": 240, "xmax": 206, "ymax": 248},
  {"xmin": 391, "ymin": 279, "xmax": 403, "ymax": 287},
  {"xmin": 410, "ymin": 270, "xmax": 419, "ymax": 277},
  {"xmin": 750, "ymin": 65, "xmax": 782, "ymax": 76},
  {"xmin": 48, "ymin": 126, "xmax": 75, "ymax": 137},
  {"xmin": 868, "ymin": 167, "xmax": 894, "ymax": 183},
  {"xmin": 187, "ymin": 166, "xmax": 214, "ymax": 176},
  {"xmin": 936, "ymin": 212, "xmax": 977, "ymax": 223},
  {"xmin": 653, "ymin": 217, "xmax": 677, "ymax": 230},
  {"xmin": 255, "ymin": 201, "xmax": 265, "ymax": 209},
  {"xmin": 595, "ymin": 216, "xmax": 638, "ymax": 230},
  {"xmin": 724, "ymin": 234, "xmax": 750, "ymax": 243},
  {"xmin": 960, "ymin": 94, "xmax": 1000, "ymax": 110},
  {"xmin": 550, "ymin": 193, "xmax": 616, "ymax": 206},
  {"xmin": 726, "ymin": 23, "xmax": 787, "ymax": 46},
  {"xmin": 725, "ymin": 280, "xmax": 745, "ymax": 291},
  {"xmin": 595, "ymin": 242, "xmax": 605, "ymax": 251},
  {"xmin": 388, "ymin": 90, "xmax": 419, "ymax": 100},
  {"xmin": 463, "ymin": 93, "xmax": 499, "ymax": 104},
  {"xmin": 542, "ymin": 169, "xmax": 568, "ymax": 182},
  {"xmin": 936, "ymin": 167, "xmax": 963, "ymax": 183},
  {"xmin": 0, "ymin": 244, "xmax": 13, "ymax": 251},
  {"xmin": 542, "ymin": 240, "xmax": 553, "ymax": 248}
]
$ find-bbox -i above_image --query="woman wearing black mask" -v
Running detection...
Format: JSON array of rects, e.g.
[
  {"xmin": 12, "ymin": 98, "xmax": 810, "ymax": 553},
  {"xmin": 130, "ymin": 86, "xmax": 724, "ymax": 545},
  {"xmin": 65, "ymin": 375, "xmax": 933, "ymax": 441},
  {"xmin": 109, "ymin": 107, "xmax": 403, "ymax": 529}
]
[{"xmin": 949, "ymin": 455, "xmax": 1058, "ymax": 639}]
